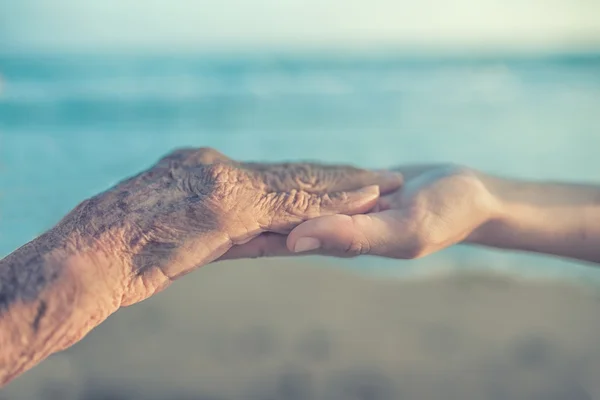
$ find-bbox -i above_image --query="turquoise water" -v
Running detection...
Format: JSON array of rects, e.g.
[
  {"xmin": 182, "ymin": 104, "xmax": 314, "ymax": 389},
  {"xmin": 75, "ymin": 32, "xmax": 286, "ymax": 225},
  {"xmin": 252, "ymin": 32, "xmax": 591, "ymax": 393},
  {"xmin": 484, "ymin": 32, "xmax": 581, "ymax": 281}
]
[{"xmin": 1, "ymin": 53, "xmax": 599, "ymax": 279}]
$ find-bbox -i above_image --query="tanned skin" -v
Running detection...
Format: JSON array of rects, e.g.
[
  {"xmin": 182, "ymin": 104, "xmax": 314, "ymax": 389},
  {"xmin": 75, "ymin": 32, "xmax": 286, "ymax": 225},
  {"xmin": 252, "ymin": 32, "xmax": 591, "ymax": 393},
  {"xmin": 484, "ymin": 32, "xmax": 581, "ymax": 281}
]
[{"xmin": 0, "ymin": 147, "xmax": 402, "ymax": 386}]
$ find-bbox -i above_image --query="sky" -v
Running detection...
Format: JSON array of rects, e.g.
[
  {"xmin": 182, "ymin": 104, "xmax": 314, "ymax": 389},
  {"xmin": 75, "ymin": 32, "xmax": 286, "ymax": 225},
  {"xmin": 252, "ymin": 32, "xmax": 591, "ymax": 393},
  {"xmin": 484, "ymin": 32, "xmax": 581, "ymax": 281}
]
[{"xmin": 1, "ymin": 0, "xmax": 600, "ymax": 53}]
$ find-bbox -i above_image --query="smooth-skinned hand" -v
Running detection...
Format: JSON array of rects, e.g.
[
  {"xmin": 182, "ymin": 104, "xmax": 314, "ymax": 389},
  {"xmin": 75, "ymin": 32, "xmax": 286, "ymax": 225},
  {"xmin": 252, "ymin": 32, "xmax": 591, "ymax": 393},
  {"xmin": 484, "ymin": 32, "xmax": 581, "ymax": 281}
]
[{"xmin": 223, "ymin": 164, "xmax": 498, "ymax": 260}]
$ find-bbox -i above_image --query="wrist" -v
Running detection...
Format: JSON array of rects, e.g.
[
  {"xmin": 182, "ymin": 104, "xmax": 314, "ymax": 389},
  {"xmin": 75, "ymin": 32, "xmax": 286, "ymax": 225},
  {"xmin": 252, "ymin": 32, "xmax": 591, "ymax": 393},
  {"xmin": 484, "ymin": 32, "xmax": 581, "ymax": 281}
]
[
  {"xmin": 0, "ymin": 229, "xmax": 123, "ymax": 385},
  {"xmin": 38, "ymin": 228, "xmax": 125, "ymax": 353},
  {"xmin": 12, "ymin": 221, "xmax": 127, "ymax": 327},
  {"xmin": 464, "ymin": 170, "xmax": 550, "ymax": 252},
  {"xmin": 463, "ymin": 171, "xmax": 514, "ymax": 246}
]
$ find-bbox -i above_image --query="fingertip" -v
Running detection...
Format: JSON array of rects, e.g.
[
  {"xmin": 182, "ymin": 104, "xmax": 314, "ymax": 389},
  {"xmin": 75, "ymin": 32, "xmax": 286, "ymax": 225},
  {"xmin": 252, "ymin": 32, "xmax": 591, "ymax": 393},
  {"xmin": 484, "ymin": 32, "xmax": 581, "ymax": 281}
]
[
  {"xmin": 374, "ymin": 171, "xmax": 404, "ymax": 194},
  {"xmin": 356, "ymin": 184, "xmax": 380, "ymax": 198},
  {"xmin": 287, "ymin": 214, "xmax": 354, "ymax": 252},
  {"xmin": 338, "ymin": 185, "xmax": 380, "ymax": 214},
  {"xmin": 292, "ymin": 237, "xmax": 322, "ymax": 253}
]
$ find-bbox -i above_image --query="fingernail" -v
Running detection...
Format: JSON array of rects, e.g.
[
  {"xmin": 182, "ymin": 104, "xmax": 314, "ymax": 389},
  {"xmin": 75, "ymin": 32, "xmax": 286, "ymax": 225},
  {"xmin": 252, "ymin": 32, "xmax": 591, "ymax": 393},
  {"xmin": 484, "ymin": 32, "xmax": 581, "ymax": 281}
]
[{"xmin": 294, "ymin": 237, "xmax": 321, "ymax": 253}]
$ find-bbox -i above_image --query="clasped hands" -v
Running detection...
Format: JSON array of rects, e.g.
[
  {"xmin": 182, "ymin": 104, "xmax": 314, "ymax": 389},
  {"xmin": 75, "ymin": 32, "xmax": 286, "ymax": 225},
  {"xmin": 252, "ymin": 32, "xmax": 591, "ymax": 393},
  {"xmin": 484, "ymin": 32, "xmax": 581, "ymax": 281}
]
[
  {"xmin": 3, "ymin": 145, "xmax": 598, "ymax": 387},
  {"xmin": 57, "ymin": 147, "xmax": 493, "ymax": 307}
]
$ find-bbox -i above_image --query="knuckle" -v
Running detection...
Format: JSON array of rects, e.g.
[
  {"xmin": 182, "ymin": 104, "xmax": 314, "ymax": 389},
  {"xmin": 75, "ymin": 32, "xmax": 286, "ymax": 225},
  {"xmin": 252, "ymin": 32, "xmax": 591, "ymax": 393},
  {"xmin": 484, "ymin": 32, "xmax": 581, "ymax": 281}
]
[
  {"xmin": 305, "ymin": 193, "xmax": 324, "ymax": 216},
  {"xmin": 282, "ymin": 190, "xmax": 319, "ymax": 216},
  {"xmin": 194, "ymin": 147, "xmax": 227, "ymax": 164},
  {"xmin": 259, "ymin": 163, "xmax": 364, "ymax": 193},
  {"xmin": 160, "ymin": 148, "xmax": 196, "ymax": 164},
  {"xmin": 344, "ymin": 215, "xmax": 372, "ymax": 256},
  {"xmin": 170, "ymin": 163, "xmax": 234, "ymax": 196},
  {"xmin": 261, "ymin": 164, "xmax": 312, "ymax": 192},
  {"xmin": 159, "ymin": 147, "xmax": 229, "ymax": 168},
  {"xmin": 345, "ymin": 238, "xmax": 370, "ymax": 257},
  {"xmin": 325, "ymin": 166, "xmax": 369, "ymax": 191},
  {"xmin": 202, "ymin": 163, "xmax": 230, "ymax": 181},
  {"xmin": 318, "ymin": 193, "xmax": 333, "ymax": 209},
  {"xmin": 204, "ymin": 164, "xmax": 242, "ymax": 189},
  {"xmin": 328, "ymin": 191, "xmax": 349, "ymax": 204}
]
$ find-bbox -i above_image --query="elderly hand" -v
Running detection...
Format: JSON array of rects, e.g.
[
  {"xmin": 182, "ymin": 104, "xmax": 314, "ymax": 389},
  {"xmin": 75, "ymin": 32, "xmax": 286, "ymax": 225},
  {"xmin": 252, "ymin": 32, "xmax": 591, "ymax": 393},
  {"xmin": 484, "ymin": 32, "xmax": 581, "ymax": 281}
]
[
  {"xmin": 47, "ymin": 147, "xmax": 403, "ymax": 305},
  {"xmin": 0, "ymin": 147, "xmax": 402, "ymax": 385}
]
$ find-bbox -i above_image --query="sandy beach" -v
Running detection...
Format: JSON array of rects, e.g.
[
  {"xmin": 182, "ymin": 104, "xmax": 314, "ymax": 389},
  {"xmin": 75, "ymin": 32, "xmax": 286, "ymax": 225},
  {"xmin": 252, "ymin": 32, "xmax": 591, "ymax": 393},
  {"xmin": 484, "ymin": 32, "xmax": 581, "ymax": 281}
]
[{"xmin": 2, "ymin": 258, "xmax": 600, "ymax": 400}]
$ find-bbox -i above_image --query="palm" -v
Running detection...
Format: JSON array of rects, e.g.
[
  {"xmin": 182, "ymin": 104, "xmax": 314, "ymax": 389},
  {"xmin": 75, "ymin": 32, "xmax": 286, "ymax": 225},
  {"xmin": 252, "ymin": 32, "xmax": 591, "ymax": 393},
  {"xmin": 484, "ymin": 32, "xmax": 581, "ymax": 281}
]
[
  {"xmin": 374, "ymin": 165, "xmax": 493, "ymax": 258},
  {"xmin": 232, "ymin": 164, "xmax": 495, "ymax": 260}
]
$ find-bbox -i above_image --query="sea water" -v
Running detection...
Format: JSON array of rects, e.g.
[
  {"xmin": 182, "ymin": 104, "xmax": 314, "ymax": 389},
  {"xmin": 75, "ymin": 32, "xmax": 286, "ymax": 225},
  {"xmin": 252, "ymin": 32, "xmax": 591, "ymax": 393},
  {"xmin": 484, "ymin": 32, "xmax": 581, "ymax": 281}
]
[{"xmin": 1, "ymin": 52, "xmax": 599, "ymax": 280}]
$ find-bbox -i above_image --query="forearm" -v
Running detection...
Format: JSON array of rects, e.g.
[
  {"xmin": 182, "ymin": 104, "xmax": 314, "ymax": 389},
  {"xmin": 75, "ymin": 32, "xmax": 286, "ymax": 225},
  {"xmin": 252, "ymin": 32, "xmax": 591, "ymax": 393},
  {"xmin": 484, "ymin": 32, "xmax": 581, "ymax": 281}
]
[
  {"xmin": 468, "ymin": 173, "xmax": 600, "ymax": 264},
  {"xmin": 0, "ymin": 230, "xmax": 121, "ymax": 386}
]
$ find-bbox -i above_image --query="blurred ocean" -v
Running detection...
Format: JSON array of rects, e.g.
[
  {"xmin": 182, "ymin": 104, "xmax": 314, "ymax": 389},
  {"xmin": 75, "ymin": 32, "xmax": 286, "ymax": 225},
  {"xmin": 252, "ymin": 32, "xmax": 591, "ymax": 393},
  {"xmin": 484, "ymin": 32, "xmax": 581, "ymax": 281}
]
[{"xmin": 1, "ymin": 52, "xmax": 599, "ymax": 280}]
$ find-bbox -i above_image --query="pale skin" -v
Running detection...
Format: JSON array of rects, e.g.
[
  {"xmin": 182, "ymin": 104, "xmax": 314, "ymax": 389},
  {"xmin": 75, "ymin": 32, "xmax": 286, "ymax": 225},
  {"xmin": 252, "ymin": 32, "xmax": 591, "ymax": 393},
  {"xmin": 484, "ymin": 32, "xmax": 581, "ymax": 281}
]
[
  {"xmin": 228, "ymin": 164, "xmax": 600, "ymax": 264},
  {"xmin": 1, "ymin": 152, "xmax": 599, "ymax": 387}
]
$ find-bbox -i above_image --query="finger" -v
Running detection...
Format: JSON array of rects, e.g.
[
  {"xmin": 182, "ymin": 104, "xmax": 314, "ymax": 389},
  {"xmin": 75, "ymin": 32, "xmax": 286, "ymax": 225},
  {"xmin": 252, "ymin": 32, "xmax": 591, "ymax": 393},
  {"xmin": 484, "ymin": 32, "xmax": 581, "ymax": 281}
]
[
  {"xmin": 263, "ymin": 185, "xmax": 381, "ymax": 233},
  {"xmin": 247, "ymin": 163, "xmax": 403, "ymax": 195},
  {"xmin": 329, "ymin": 169, "xmax": 403, "ymax": 195},
  {"xmin": 286, "ymin": 211, "xmax": 420, "ymax": 258},
  {"xmin": 217, "ymin": 233, "xmax": 293, "ymax": 261}
]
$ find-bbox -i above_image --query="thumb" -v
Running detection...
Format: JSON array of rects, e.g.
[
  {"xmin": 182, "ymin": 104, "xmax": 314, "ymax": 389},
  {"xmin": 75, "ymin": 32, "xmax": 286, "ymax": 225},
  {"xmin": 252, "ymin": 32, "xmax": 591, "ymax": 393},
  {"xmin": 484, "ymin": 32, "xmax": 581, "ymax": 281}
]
[{"xmin": 286, "ymin": 211, "xmax": 411, "ymax": 258}]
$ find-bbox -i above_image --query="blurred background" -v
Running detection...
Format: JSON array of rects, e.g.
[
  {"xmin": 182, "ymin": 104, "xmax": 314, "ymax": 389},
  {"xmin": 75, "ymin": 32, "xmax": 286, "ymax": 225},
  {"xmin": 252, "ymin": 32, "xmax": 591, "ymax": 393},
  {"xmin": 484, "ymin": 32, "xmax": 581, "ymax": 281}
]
[{"xmin": 1, "ymin": 1, "xmax": 600, "ymax": 399}]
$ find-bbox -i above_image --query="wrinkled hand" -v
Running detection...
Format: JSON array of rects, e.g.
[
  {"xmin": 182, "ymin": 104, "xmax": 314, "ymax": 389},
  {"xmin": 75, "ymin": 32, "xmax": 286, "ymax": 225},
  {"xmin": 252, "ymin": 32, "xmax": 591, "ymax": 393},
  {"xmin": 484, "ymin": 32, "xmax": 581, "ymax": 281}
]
[
  {"xmin": 226, "ymin": 165, "xmax": 498, "ymax": 260},
  {"xmin": 55, "ymin": 148, "xmax": 402, "ymax": 305}
]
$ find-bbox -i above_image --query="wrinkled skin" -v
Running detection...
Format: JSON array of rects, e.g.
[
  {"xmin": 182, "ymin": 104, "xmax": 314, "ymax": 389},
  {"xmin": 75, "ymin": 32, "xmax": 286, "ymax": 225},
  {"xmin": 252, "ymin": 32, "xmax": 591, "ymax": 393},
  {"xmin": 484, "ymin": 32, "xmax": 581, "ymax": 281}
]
[
  {"xmin": 53, "ymin": 147, "xmax": 402, "ymax": 306},
  {"xmin": 0, "ymin": 147, "xmax": 402, "ymax": 386}
]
